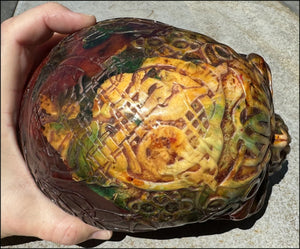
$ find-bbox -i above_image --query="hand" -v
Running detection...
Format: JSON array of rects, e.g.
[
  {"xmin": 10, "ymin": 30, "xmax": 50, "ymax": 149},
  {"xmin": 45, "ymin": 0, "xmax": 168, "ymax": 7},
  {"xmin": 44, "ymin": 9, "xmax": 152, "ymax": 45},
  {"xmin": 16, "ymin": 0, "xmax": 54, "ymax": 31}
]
[{"xmin": 1, "ymin": 2, "xmax": 112, "ymax": 245}]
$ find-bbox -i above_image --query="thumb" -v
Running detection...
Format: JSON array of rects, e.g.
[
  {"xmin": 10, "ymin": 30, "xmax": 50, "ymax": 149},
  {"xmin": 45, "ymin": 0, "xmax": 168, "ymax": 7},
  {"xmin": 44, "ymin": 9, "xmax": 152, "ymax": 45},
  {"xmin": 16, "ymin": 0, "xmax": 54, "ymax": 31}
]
[
  {"xmin": 5, "ymin": 2, "xmax": 96, "ymax": 46},
  {"xmin": 19, "ymin": 189, "xmax": 112, "ymax": 245},
  {"xmin": 34, "ymin": 200, "xmax": 113, "ymax": 245},
  {"xmin": 1, "ymin": 152, "xmax": 112, "ymax": 245}
]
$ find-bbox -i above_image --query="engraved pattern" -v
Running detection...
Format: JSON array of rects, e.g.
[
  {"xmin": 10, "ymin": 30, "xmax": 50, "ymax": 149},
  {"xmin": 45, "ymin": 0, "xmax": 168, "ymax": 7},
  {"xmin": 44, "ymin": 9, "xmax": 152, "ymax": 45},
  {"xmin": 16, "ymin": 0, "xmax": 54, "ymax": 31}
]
[
  {"xmin": 18, "ymin": 18, "xmax": 291, "ymax": 232},
  {"xmin": 86, "ymin": 58, "xmax": 226, "ymax": 192}
]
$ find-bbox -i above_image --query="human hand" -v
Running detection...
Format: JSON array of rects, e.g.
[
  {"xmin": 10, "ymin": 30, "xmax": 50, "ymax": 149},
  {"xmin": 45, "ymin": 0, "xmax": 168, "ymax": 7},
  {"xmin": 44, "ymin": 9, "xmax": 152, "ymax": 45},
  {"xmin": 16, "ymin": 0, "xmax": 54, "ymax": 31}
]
[{"xmin": 1, "ymin": 2, "xmax": 112, "ymax": 245}]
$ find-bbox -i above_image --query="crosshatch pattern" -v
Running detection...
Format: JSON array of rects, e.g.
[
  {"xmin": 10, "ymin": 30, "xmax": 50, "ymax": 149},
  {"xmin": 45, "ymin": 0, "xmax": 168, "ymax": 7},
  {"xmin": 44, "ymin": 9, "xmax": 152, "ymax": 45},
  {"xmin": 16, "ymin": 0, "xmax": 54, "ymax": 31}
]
[{"xmin": 18, "ymin": 18, "xmax": 290, "ymax": 232}]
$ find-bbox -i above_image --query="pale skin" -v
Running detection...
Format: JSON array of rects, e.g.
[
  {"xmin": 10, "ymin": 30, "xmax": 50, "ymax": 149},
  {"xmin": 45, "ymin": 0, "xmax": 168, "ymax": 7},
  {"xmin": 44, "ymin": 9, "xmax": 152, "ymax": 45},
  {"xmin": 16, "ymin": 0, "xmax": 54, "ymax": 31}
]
[{"xmin": 1, "ymin": 2, "xmax": 112, "ymax": 245}]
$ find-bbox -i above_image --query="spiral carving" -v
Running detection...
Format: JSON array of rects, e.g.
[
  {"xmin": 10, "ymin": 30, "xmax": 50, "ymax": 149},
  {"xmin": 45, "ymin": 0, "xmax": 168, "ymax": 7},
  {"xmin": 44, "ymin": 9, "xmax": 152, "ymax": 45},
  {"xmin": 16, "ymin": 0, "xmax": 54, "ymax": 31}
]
[{"xmin": 18, "ymin": 18, "xmax": 291, "ymax": 232}]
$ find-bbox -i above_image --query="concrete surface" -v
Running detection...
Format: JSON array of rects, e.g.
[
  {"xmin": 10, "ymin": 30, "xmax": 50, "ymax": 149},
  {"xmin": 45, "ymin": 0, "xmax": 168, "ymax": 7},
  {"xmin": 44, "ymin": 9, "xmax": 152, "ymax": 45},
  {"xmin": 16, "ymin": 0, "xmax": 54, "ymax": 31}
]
[
  {"xmin": 281, "ymin": 1, "xmax": 299, "ymax": 14},
  {"xmin": 1, "ymin": 1, "xmax": 18, "ymax": 23},
  {"xmin": 1, "ymin": 1, "xmax": 299, "ymax": 248}
]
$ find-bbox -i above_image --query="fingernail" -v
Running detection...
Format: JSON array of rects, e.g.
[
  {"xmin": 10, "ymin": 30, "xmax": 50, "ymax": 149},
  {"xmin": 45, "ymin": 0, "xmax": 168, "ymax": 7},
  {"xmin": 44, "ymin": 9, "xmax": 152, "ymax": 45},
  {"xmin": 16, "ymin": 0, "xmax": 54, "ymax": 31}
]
[
  {"xmin": 79, "ymin": 13, "xmax": 95, "ymax": 18},
  {"xmin": 73, "ymin": 12, "xmax": 96, "ymax": 20},
  {"xmin": 89, "ymin": 230, "xmax": 112, "ymax": 240},
  {"xmin": 82, "ymin": 14, "xmax": 96, "ymax": 23}
]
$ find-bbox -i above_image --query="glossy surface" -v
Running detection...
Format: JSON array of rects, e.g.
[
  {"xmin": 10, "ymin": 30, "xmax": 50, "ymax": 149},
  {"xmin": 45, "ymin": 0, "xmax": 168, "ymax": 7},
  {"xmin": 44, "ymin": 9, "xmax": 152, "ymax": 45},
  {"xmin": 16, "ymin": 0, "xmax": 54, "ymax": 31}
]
[{"xmin": 18, "ymin": 18, "xmax": 290, "ymax": 232}]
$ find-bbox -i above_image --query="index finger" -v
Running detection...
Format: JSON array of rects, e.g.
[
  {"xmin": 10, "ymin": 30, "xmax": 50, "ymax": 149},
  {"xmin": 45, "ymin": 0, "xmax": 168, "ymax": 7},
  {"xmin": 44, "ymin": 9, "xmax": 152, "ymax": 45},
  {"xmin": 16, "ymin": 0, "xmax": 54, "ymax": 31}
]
[
  {"xmin": 3, "ymin": 2, "xmax": 96, "ymax": 46},
  {"xmin": 1, "ymin": 2, "xmax": 96, "ymax": 127}
]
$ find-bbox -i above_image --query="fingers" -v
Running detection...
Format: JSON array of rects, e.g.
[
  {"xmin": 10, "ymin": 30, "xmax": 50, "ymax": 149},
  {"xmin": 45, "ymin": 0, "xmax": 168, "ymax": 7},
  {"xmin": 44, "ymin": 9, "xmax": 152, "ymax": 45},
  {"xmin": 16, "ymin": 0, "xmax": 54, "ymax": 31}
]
[
  {"xmin": 1, "ymin": 2, "xmax": 96, "ymax": 127},
  {"xmin": 34, "ymin": 196, "xmax": 113, "ymax": 245},
  {"xmin": 3, "ymin": 2, "xmax": 96, "ymax": 46},
  {"xmin": 1, "ymin": 127, "xmax": 113, "ymax": 245},
  {"xmin": 31, "ymin": 191, "xmax": 112, "ymax": 245},
  {"xmin": 2, "ymin": 168, "xmax": 112, "ymax": 245},
  {"xmin": 1, "ymin": 3, "xmax": 112, "ymax": 244},
  {"xmin": 1, "ymin": 109, "xmax": 112, "ymax": 244}
]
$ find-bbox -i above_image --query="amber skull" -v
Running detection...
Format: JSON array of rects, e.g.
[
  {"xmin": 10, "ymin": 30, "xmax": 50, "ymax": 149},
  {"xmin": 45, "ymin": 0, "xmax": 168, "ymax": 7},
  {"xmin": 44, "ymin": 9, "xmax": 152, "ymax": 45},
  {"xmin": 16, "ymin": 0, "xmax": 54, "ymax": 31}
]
[{"xmin": 18, "ymin": 18, "xmax": 291, "ymax": 232}]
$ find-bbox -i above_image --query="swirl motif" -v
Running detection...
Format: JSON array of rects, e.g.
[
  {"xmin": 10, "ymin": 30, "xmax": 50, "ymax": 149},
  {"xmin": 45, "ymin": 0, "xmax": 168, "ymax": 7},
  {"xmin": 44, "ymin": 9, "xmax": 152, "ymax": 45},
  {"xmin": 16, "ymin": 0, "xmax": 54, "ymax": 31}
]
[
  {"xmin": 90, "ymin": 57, "xmax": 226, "ymax": 191},
  {"xmin": 19, "ymin": 18, "xmax": 291, "ymax": 231}
]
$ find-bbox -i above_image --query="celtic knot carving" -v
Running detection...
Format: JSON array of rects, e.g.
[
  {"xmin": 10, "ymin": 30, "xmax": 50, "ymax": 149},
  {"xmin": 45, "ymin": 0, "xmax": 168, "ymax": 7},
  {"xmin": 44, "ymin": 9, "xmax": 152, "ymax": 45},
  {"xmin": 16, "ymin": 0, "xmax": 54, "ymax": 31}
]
[{"xmin": 18, "ymin": 17, "xmax": 290, "ymax": 232}]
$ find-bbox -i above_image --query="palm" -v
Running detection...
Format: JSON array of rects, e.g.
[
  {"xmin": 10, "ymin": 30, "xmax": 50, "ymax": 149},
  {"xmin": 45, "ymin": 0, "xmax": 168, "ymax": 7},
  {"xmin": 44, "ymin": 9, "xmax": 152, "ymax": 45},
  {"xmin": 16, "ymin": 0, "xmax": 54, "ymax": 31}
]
[{"xmin": 1, "ymin": 2, "xmax": 111, "ymax": 245}]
